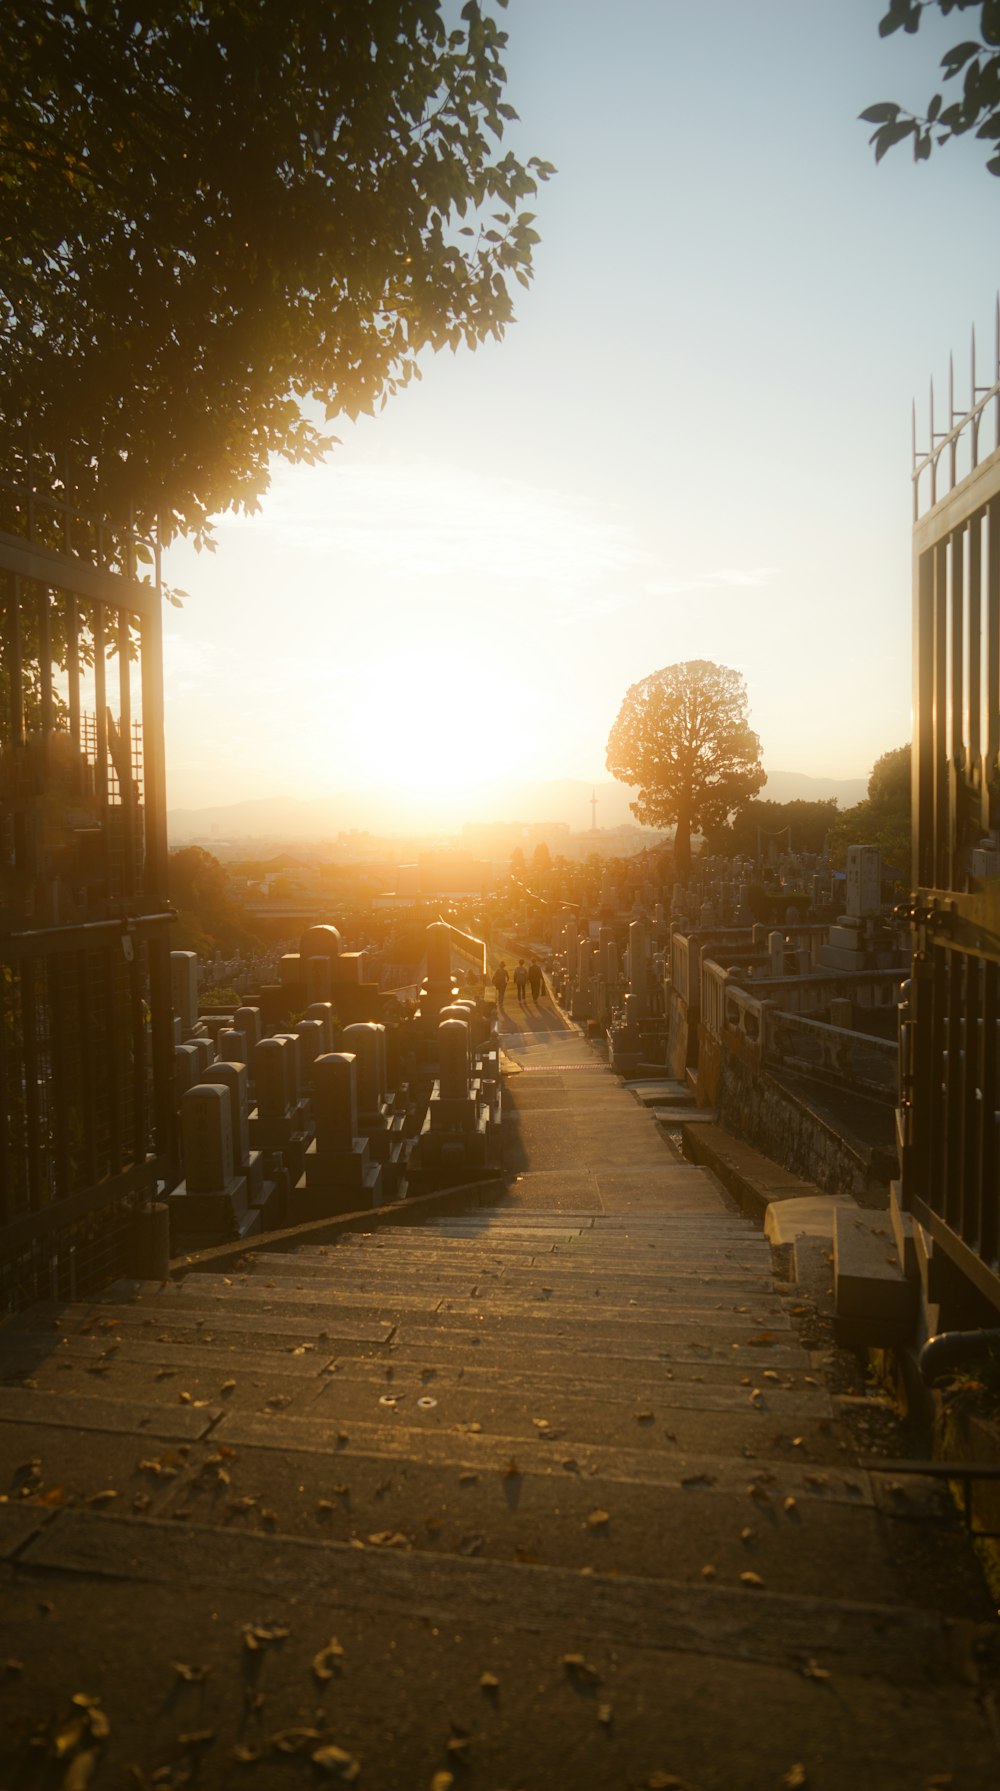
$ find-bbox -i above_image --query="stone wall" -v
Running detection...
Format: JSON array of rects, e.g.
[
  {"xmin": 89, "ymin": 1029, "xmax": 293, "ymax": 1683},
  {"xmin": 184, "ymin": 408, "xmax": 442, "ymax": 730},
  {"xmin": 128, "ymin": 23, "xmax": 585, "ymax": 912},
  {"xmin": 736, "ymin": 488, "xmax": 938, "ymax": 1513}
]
[{"xmin": 715, "ymin": 1049, "xmax": 896, "ymax": 1199}]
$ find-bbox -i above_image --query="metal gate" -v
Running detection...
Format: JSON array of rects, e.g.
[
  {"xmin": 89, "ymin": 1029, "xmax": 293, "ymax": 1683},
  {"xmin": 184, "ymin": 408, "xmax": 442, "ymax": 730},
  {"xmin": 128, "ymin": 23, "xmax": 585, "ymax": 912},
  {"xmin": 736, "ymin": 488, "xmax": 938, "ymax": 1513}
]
[
  {"xmin": 900, "ymin": 321, "xmax": 1000, "ymax": 1311},
  {"xmin": 0, "ymin": 447, "xmax": 175, "ymax": 1310}
]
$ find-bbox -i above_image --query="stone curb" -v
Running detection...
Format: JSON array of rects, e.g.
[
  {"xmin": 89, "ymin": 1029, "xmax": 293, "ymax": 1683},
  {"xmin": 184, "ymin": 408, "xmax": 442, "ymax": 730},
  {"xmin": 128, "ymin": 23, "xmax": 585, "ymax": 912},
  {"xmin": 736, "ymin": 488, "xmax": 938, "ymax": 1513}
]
[{"xmin": 168, "ymin": 1176, "xmax": 508, "ymax": 1280}]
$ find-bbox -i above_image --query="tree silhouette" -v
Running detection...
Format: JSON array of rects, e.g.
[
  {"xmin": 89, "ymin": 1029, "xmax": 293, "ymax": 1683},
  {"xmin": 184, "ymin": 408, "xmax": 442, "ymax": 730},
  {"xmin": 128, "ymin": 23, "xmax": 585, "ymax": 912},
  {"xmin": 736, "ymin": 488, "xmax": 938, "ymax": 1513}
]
[{"xmin": 606, "ymin": 661, "xmax": 765, "ymax": 881}]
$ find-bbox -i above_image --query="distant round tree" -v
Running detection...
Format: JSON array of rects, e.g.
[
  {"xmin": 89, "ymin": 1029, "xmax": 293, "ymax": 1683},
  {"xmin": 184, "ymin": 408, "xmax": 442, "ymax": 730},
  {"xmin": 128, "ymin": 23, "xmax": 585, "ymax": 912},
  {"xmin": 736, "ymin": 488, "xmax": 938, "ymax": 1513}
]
[{"xmin": 605, "ymin": 660, "xmax": 765, "ymax": 880}]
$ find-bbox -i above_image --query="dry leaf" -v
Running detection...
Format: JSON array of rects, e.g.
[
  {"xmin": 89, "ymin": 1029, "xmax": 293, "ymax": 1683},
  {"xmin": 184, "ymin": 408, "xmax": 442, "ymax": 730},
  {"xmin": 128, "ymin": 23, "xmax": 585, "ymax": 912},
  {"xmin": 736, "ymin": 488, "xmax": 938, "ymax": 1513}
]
[
  {"xmin": 172, "ymin": 1663, "xmax": 208, "ymax": 1683},
  {"xmin": 740, "ymin": 1571, "xmax": 765, "ymax": 1587},
  {"xmin": 802, "ymin": 1659, "xmax": 829, "ymax": 1682},
  {"xmin": 597, "ymin": 1702, "xmax": 613, "ymax": 1725},
  {"xmin": 221, "ymin": 1379, "xmax": 236, "ymax": 1393},
  {"xmin": 367, "ymin": 1531, "xmax": 410, "ymax": 1549},
  {"xmin": 783, "ymin": 1496, "xmax": 798, "ymax": 1515},
  {"xmin": 310, "ymin": 1743, "xmax": 360, "ymax": 1779},
  {"xmin": 87, "ymin": 1490, "xmax": 118, "ymax": 1507},
  {"xmin": 271, "ymin": 1728, "xmax": 321, "ymax": 1754},
  {"xmin": 458, "ymin": 1472, "xmax": 478, "ymax": 1485},
  {"xmin": 242, "ymin": 1624, "xmax": 289, "ymax": 1652},
  {"xmin": 635, "ymin": 1410, "xmax": 654, "ymax": 1423},
  {"xmin": 177, "ymin": 1391, "xmax": 192, "ymax": 1404},
  {"xmin": 62, "ymin": 1749, "xmax": 99, "ymax": 1790},
  {"xmin": 231, "ymin": 1744, "xmax": 261, "ymax": 1764},
  {"xmin": 532, "ymin": 1417, "xmax": 550, "ymax": 1430},
  {"xmin": 177, "ymin": 1730, "xmax": 215, "ymax": 1748},
  {"xmin": 740, "ymin": 1526, "xmax": 755, "ymax": 1543},
  {"xmin": 783, "ymin": 1768, "xmax": 808, "ymax": 1790},
  {"xmin": 701, "ymin": 1563, "xmax": 716, "ymax": 1579},
  {"xmin": 54, "ymin": 1718, "xmax": 86, "ymax": 1758},
  {"xmin": 430, "ymin": 1775, "xmax": 455, "ymax": 1791},
  {"xmin": 5, "ymin": 1659, "xmax": 24, "ymax": 1674},
  {"xmin": 563, "ymin": 1652, "xmax": 600, "ymax": 1684},
  {"xmin": 646, "ymin": 1775, "xmax": 690, "ymax": 1790},
  {"xmin": 312, "ymin": 1639, "xmax": 345, "ymax": 1681},
  {"xmin": 479, "ymin": 1671, "xmax": 499, "ymax": 1690},
  {"xmin": 586, "ymin": 1509, "xmax": 610, "ymax": 1529}
]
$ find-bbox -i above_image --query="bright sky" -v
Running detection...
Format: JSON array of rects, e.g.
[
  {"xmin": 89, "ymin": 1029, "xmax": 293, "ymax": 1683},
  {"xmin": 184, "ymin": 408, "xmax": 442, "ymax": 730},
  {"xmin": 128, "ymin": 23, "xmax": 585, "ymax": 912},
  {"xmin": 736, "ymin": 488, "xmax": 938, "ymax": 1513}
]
[{"xmin": 162, "ymin": 0, "xmax": 1000, "ymax": 831}]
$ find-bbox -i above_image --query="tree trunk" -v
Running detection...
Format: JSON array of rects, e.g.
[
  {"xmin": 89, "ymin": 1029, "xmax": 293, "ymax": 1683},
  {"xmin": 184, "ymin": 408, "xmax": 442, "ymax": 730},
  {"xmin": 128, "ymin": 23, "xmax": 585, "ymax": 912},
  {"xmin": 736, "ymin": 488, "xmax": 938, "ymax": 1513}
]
[{"xmin": 673, "ymin": 807, "xmax": 692, "ymax": 882}]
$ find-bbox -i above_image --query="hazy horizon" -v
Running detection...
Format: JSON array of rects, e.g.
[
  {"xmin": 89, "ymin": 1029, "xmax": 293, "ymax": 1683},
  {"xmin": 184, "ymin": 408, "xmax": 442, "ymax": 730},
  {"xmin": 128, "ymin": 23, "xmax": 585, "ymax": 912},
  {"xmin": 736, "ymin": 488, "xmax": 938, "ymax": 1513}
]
[{"xmin": 160, "ymin": 2, "xmax": 994, "ymax": 827}]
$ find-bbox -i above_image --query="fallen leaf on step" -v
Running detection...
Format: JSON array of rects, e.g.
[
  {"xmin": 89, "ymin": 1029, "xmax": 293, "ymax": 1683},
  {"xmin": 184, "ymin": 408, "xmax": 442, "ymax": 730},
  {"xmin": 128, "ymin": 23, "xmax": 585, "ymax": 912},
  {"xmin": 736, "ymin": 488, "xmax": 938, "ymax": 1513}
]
[
  {"xmin": 532, "ymin": 1417, "xmax": 550, "ymax": 1430},
  {"xmin": 747, "ymin": 1333, "xmax": 776, "ymax": 1347},
  {"xmin": 563, "ymin": 1652, "xmax": 601, "ymax": 1684},
  {"xmin": 220, "ymin": 1380, "xmax": 236, "ymax": 1394},
  {"xmin": 748, "ymin": 1484, "xmax": 772, "ymax": 1505},
  {"xmin": 311, "ymin": 1744, "xmax": 360, "ymax": 1780},
  {"xmin": 177, "ymin": 1391, "xmax": 192, "ymax": 1404},
  {"xmin": 740, "ymin": 1571, "xmax": 765, "ymax": 1588},
  {"xmin": 242, "ymin": 1624, "xmax": 289, "ymax": 1652},
  {"xmin": 503, "ymin": 1459, "xmax": 520, "ymax": 1479},
  {"xmin": 155, "ymin": 1368, "xmax": 177, "ymax": 1381},
  {"xmin": 172, "ymin": 1663, "xmax": 208, "ymax": 1683},
  {"xmin": 784, "ymin": 1496, "xmax": 798, "ymax": 1515},
  {"xmin": 312, "ymin": 1639, "xmax": 345, "ymax": 1681},
  {"xmin": 176, "ymin": 1729, "xmax": 215, "ymax": 1748},
  {"xmin": 231, "ymin": 1744, "xmax": 261, "ymax": 1764},
  {"xmin": 635, "ymin": 1411, "xmax": 654, "ymax": 1424},
  {"xmin": 459, "ymin": 1534, "xmax": 484, "ymax": 1556},
  {"xmin": 700, "ymin": 1564, "xmax": 716, "ymax": 1579},
  {"xmin": 586, "ymin": 1509, "xmax": 610, "ymax": 1530},
  {"xmin": 763, "ymin": 1370, "xmax": 780, "ymax": 1382},
  {"xmin": 681, "ymin": 1473, "xmax": 716, "ymax": 1488},
  {"xmin": 270, "ymin": 1728, "xmax": 321, "ymax": 1753},
  {"xmin": 458, "ymin": 1472, "xmax": 478, "ymax": 1485},
  {"xmin": 740, "ymin": 1527, "xmax": 755, "ymax": 1543},
  {"xmin": 62, "ymin": 1749, "xmax": 99, "ymax": 1789},
  {"xmin": 801, "ymin": 1659, "xmax": 829, "ymax": 1681},
  {"xmin": 783, "ymin": 1767, "xmax": 808, "ymax": 1789},
  {"xmin": 479, "ymin": 1671, "xmax": 499, "ymax": 1690},
  {"xmin": 645, "ymin": 1772, "xmax": 690, "ymax": 1789},
  {"xmin": 260, "ymin": 1509, "xmax": 277, "ymax": 1529},
  {"xmin": 597, "ymin": 1702, "xmax": 613, "ymax": 1726},
  {"xmin": 430, "ymin": 1775, "xmax": 454, "ymax": 1791},
  {"xmin": 367, "ymin": 1531, "xmax": 410, "ymax": 1549},
  {"xmin": 804, "ymin": 1472, "xmax": 829, "ymax": 1488}
]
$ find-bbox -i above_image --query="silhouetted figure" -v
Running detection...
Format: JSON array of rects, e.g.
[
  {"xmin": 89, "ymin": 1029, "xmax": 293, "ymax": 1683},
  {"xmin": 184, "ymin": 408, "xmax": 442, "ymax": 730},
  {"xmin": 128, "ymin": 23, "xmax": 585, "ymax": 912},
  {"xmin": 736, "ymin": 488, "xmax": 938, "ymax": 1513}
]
[
  {"xmin": 514, "ymin": 960, "xmax": 528, "ymax": 1002},
  {"xmin": 528, "ymin": 962, "xmax": 542, "ymax": 1001},
  {"xmin": 492, "ymin": 961, "xmax": 509, "ymax": 1014}
]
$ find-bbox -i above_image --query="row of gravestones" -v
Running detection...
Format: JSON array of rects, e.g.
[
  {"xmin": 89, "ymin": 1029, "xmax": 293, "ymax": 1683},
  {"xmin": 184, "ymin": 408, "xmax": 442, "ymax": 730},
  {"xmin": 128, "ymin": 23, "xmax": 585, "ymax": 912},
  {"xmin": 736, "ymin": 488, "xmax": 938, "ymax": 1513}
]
[
  {"xmin": 168, "ymin": 940, "xmax": 504, "ymax": 1250},
  {"xmin": 168, "ymin": 949, "xmax": 412, "ymax": 1249}
]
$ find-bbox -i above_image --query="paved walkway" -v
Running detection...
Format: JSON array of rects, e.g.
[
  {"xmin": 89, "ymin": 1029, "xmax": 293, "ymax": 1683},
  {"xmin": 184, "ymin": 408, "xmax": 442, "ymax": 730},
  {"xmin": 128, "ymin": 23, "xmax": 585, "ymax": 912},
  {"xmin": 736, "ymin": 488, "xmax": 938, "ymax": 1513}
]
[{"xmin": 1, "ymin": 1004, "xmax": 998, "ymax": 1788}]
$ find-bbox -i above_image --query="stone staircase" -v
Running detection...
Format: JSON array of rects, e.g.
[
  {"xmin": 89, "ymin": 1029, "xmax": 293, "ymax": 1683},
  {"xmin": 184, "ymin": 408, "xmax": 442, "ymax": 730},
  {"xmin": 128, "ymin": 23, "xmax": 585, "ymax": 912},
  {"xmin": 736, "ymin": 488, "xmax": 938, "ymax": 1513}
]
[{"xmin": 2, "ymin": 1203, "xmax": 998, "ymax": 1788}]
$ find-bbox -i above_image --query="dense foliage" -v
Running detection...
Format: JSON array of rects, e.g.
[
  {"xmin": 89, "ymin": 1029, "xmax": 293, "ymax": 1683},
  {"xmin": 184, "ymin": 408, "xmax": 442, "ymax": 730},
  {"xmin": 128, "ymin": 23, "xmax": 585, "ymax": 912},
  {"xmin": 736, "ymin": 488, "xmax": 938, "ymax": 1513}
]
[
  {"xmin": 704, "ymin": 797, "xmax": 840, "ymax": 858},
  {"xmin": 0, "ymin": 1, "xmax": 551, "ymax": 542},
  {"xmin": 605, "ymin": 661, "xmax": 765, "ymax": 880},
  {"xmin": 828, "ymin": 744, "xmax": 912, "ymax": 880},
  {"xmin": 863, "ymin": 1, "xmax": 1000, "ymax": 175}
]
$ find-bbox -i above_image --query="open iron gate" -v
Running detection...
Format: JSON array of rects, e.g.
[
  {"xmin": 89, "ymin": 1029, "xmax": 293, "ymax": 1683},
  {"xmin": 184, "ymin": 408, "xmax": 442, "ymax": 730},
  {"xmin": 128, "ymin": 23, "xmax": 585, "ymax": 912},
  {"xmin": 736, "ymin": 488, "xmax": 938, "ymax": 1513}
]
[
  {"xmin": 900, "ymin": 327, "xmax": 1000, "ymax": 1311},
  {"xmin": 0, "ymin": 454, "xmax": 175, "ymax": 1310}
]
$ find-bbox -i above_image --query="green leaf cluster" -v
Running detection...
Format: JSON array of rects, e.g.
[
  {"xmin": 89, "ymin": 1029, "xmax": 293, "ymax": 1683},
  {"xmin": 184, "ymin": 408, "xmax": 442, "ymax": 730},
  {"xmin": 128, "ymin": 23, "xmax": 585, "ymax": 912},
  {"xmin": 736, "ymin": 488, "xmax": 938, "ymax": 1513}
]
[
  {"xmin": 0, "ymin": 2, "xmax": 553, "ymax": 544},
  {"xmin": 827, "ymin": 744, "xmax": 912, "ymax": 880},
  {"xmin": 862, "ymin": 1, "xmax": 1000, "ymax": 174},
  {"xmin": 605, "ymin": 660, "xmax": 765, "ymax": 880}
]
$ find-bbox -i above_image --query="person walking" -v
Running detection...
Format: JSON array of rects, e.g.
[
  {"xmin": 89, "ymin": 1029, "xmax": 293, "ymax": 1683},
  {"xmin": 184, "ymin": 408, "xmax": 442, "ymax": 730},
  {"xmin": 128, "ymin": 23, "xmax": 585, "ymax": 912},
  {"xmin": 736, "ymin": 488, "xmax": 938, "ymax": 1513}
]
[
  {"xmin": 492, "ymin": 960, "xmax": 509, "ymax": 1015},
  {"xmin": 513, "ymin": 960, "xmax": 528, "ymax": 1003},
  {"xmin": 528, "ymin": 961, "xmax": 542, "ymax": 1002}
]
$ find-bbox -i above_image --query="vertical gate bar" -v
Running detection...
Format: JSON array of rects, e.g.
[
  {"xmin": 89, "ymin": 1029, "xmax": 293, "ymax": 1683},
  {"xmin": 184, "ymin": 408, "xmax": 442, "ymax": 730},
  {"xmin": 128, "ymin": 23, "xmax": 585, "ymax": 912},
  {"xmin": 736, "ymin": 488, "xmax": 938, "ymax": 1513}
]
[
  {"xmin": 118, "ymin": 611, "xmax": 134, "ymax": 898},
  {"xmin": 78, "ymin": 949, "xmax": 98, "ymax": 1186},
  {"xmin": 141, "ymin": 544, "xmax": 168, "ymax": 898},
  {"xmin": 0, "ymin": 961, "xmax": 9, "ymax": 1224},
  {"xmin": 105, "ymin": 944, "xmax": 121, "ymax": 1174},
  {"xmin": 22, "ymin": 958, "xmax": 42, "ymax": 1212},
  {"xmin": 131, "ymin": 945, "xmax": 146, "ymax": 1168},
  {"xmin": 67, "ymin": 596, "xmax": 81, "ymax": 758},
  {"xmin": 982, "ymin": 960, "xmax": 999, "ymax": 1268},
  {"xmin": 93, "ymin": 601, "xmax": 108, "ymax": 808},
  {"xmin": 39, "ymin": 584, "xmax": 53, "ymax": 739},
  {"xmin": 987, "ymin": 500, "xmax": 1000, "ymax": 808},
  {"xmin": 7, "ymin": 574, "xmax": 25, "ymax": 746},
  {"xmin": 932, "ymin": 541, "xmax": 949, "ymax": 891},
  {"xmin": 968, "ymin": 511, "xmax": 984, "ymax": 829},
  {"xmin": 950, "ymin": 526, "xmax": 965, "ymax": 888},
  {"xmin": 914, "ymin": 548, "xmax": 935, "ymax": 889},
  {"xmin": 950, "ymin": 951, "xmax": 969, "ymax": 1245},
  {"xmin": 49, "ymin": 951, "xmax": 72, "ymax": 1201}
]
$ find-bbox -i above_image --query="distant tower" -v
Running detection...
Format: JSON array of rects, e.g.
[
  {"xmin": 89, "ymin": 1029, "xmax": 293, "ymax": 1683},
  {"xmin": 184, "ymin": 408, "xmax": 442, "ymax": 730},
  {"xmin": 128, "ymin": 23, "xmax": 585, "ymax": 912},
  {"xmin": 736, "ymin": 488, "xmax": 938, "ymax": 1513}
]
[{"xmin": 590, "ymin": 788, "xmax": 598, "ymax": 831}]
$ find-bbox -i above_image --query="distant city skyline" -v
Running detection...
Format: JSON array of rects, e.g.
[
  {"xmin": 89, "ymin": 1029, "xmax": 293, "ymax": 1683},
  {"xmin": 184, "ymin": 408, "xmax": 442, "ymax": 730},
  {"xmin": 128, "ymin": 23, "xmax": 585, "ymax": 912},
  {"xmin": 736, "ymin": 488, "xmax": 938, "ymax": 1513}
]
[{"xmin": 161, "ymin": 1, "xmax": 1000, "ymax": 829}]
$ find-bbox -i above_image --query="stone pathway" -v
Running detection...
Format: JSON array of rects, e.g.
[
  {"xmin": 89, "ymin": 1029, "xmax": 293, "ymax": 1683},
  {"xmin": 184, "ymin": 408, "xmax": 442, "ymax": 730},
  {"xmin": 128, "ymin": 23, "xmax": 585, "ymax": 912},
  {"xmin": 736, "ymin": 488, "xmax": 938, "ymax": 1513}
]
[{"xmin": 1, "ymin": 1008, "xmax": 998, "ymax": 1788}]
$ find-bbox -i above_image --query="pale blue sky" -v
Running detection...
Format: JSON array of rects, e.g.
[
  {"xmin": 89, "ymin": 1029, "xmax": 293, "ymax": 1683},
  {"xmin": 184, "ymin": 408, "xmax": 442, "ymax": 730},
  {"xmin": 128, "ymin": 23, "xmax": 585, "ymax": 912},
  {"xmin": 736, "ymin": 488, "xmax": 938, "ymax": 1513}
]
[{"xmin": 163, "ymin": 1, "xmax": 1000, "ymax": 827}]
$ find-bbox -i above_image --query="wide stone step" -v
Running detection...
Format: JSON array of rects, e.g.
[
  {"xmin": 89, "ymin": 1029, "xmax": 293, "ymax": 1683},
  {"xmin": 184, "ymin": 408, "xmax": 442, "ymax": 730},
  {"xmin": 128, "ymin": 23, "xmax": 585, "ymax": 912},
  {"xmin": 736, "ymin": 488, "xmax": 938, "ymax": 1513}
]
[{"xmin": 6, "ymin": 1507, "xmax": 994, "ymax": 1790}]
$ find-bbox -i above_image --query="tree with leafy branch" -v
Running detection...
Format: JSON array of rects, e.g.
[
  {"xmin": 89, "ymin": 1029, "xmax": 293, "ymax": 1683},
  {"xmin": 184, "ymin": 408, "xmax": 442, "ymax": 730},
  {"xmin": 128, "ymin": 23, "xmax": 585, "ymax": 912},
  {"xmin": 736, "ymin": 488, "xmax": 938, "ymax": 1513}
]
[
  {"xmin": 605, "ymin": 661, "xmax": 766, "ymax": 882},
  {"xmin": 0, "ymin": 0, "xmax": 553, "ymax": 548},
  {"xmin": 862, "ymin": 1, "xmax": 1000, "ymax": 174}
]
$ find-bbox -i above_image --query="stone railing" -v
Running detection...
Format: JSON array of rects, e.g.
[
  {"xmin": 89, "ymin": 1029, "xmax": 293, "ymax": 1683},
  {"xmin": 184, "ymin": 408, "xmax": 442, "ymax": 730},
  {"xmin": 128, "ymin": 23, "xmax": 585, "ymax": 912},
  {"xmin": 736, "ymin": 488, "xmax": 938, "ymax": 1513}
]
[{"xmin": 765, "ymin": 1010, "xmax": 898, "ymax": 1096}]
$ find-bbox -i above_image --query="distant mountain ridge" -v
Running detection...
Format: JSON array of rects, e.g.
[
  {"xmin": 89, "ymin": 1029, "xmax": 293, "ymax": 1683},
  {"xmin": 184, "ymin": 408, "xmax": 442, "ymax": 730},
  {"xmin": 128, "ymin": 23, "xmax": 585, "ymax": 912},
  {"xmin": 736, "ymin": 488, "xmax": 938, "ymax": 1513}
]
[{"xmin": 167, "ymin": 770, "xmax": 869, "ymax": 845}]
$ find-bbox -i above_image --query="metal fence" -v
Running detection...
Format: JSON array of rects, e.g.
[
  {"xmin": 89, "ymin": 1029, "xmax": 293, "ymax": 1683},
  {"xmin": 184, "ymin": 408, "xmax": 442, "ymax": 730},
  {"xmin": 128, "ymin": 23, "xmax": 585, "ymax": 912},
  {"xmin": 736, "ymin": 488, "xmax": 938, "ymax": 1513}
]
[
  {"xmin": 0, "ymin": 447, "xmax": 174, "ymax": 1310},
  {"xmin": 900, "ymin": 313, "xmax": 1000, "ymax": 1310}
]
